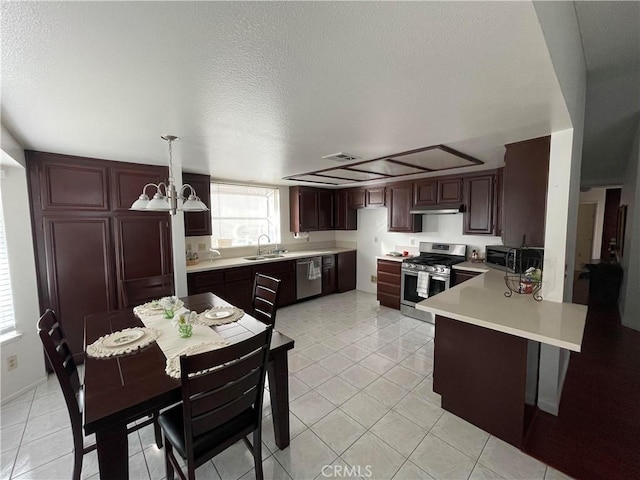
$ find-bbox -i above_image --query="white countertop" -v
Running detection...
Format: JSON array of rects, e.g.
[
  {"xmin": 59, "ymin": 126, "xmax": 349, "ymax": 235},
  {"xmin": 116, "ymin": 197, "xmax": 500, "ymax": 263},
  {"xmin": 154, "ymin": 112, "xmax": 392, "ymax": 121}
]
[
  {"xmin": 187, "ymin": 248, "xmax": 356, "ymax": 273},
  {"xmin": 416, "ymin": 265, "xmax": 587, "ymax": 352},
  {"xmin": 375, "ymin": 255, "xmax": 410, "ymax": 263}
]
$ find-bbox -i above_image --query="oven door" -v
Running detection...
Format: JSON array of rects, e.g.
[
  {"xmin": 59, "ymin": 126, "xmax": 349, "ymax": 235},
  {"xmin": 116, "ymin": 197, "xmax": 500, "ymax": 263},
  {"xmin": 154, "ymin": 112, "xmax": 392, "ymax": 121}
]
[{"xmin": 402, "ymin": 270, "xmax": 451, "ymax": 306}]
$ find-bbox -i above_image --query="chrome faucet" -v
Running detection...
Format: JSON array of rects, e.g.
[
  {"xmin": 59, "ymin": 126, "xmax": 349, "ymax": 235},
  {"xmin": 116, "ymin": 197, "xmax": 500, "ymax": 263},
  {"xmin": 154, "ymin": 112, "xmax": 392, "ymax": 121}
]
[{"xmin": 257, "ymin": 234, "xmax": 271, "ymax": 257}]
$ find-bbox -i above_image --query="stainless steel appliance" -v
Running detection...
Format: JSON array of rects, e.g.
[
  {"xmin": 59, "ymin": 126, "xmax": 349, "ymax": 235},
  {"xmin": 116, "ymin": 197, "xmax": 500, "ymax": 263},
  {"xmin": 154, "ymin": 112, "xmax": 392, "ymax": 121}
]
[
  {"xmin": 296, "ymin": 257, "xmax": 322, "ymax": 300},
  {"xmin": 485, "ymin": 245, "xmax": 544, "ymax": 273},
  {"xmin": 400, "ymin": 242, "xmax": 467, "ymax": 322}
]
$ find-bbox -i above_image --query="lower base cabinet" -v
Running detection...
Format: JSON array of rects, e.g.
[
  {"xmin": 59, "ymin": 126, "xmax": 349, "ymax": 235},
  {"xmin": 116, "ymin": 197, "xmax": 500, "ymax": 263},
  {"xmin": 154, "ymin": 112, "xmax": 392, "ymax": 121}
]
[
  {"xmin": 337, "ymin": 251, "xmax": 357, "ymax": 292},
  {"xmin": 452, "ymin": 269, "xmax": 481, "ymax": 286},
  {"xmin": 322, "ymin": 255, "xmax": 337, "ymax": 295},
  {"xmin": 377, "ymin": 259, "xmax": 401, "ymax": 309}
]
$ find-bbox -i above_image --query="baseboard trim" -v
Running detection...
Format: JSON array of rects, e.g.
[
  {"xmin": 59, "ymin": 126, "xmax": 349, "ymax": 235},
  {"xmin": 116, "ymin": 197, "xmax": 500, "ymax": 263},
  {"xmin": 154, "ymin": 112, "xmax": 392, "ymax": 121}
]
[{"xmin": 1, "ymin": 376, "xmax": 47, "ymax": 405}]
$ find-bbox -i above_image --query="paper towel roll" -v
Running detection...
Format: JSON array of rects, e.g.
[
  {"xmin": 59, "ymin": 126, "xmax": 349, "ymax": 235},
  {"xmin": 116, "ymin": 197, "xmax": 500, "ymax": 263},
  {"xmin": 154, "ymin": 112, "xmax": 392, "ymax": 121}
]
[{"xmin": 293, "ymin": 232, "xmax": 309, "ymax": 240}]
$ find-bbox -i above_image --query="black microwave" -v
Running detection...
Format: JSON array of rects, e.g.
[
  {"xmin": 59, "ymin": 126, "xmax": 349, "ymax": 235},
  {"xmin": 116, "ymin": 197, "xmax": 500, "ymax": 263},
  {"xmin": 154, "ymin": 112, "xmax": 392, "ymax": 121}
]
[{"xmin": 485, "ymin": 245, "xmax": 544, "ymax": 273}]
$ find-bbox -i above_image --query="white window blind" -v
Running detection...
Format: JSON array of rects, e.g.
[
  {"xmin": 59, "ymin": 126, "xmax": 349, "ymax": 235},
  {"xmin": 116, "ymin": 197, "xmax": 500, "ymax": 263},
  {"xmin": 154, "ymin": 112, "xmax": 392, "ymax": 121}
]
[{"xmin": 0, "ymin": 192, "xmax": 16, "ymax": 335}]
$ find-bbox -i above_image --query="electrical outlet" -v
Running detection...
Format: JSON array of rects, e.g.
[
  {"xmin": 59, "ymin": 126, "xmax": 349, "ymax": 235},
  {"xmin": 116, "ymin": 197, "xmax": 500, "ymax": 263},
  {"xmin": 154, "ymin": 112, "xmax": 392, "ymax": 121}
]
[
  {"xmin": 7, "ymin": 355, "xmax": 17, "ymax": 371},
  {"xmin": 197, "ymin": 243, "xmax": 206, "ymax": 251},
  {"xmin": 371, "ymin": 275, "xmax": 377, "ymax": 283}
]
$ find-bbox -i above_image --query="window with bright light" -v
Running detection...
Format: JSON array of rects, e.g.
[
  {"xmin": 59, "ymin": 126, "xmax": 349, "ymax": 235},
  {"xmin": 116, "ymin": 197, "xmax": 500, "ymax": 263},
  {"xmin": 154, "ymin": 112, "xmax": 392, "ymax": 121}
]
[
  {"xmin": 0, "ymin": 192, "xmax": 16, "ymax": 335},
  {"xmin": 210, "ymin": 184, "xmax": 281, "ymax": 248}
]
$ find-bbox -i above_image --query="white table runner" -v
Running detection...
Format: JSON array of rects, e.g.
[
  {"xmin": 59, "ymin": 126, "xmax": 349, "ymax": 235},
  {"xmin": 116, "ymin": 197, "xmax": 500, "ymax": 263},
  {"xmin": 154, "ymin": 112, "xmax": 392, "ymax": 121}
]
[{"xmin": 135, "ymin": 306, "xmax": 229, "ymax": 365}]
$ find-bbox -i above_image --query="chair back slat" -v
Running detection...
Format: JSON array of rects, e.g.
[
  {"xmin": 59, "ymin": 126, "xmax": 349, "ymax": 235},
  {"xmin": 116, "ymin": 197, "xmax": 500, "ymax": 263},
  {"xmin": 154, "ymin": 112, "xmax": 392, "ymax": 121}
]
[
  {"xmin": 37, "ymin": 310, "xmax": 83, "ymax": 430},
  {"xmin": 122, "ymin": 274, "xmax": 174, "ymax": 307},
  {"xmin": 191, "ymin": 389, "xmax": 258, "ymax": 437},
  {"xmin": 252, "ymin": 274, "xmax": 281, "ymax": 326},
  {"xmin": 179, "ymin": 327, "xmax": 272, "ymax": 451},
  {"xmin": 186, "ymin": 351, "xmax": 263, "ymax": 398},
  {"xmin": 190, "ymin": 369, "xmax": 261, "ymax": 417}
]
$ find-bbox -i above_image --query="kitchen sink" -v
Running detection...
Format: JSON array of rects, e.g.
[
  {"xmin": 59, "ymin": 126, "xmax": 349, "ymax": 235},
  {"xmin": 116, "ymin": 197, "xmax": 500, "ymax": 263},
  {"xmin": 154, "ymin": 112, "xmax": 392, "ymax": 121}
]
[{"xmin": 243, "ymin": 254, "xmax": 286, "ymax": 261}]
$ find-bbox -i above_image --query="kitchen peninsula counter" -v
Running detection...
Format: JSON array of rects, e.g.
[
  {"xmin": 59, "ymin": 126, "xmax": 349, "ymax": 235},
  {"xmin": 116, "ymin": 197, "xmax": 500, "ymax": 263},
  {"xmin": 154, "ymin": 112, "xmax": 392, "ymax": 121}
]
[
  {"xmin": 416, "ymin": 263, "xmax": 587, "ymax": 448},
  {"xmin": 417, "ymin": 262, "xmax": 587, "ymax": 351},
  {"xmin": 187, "ymin": 247, "xmax": 356, "ymax": 273}
]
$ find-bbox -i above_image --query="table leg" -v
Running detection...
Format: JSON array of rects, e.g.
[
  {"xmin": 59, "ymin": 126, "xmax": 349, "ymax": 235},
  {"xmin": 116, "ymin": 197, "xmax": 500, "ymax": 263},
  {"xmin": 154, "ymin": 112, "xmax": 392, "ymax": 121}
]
[
  {"xmin": 267, "ymin": 352, "xmax": 290, "ymax": 449},
  {"xmin": 95, "ymin": 423, "xmax": 129, "ymax": 479}
]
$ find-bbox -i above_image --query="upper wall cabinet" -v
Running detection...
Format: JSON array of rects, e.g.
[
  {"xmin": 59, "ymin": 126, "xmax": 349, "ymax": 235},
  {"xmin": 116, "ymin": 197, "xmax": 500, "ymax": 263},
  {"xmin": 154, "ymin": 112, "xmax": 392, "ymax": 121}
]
[
  {"xmin": 183, "ymin": 172, "xmax": 212, "ymax": 237},
  {"xmin": 463, "ymin": 173, "xmax": 496, "ymax": 235},
  {"xmin": 438, "ymin": 177, "xmax": 464, "ymax": 204},
  {"xmin": 387, "ymin": 182, "xmax": 423, "ymax": 233},
  {"xmin": 413, "ymin": 179, "xmax": 437, "ymax": 207},
  {"xmin": 365, "ymin": 187, "xmax": 386, "ymax": 207},
  {"xmin": 503, "ymin": 136, "xmax": 550, "ymax": 247},
  {"xmin": 334, "ymin": 190, "xmax": 357, "ymax": 230},
  {"xmin": 347, "ymin": 188, "xmax": 366, "ymax": 209},
  {"xmin": 111, "ymin": 164, "xmax": 167, "ymax": 212},
  {"xmin": 36, "ymin": 157, "xmax": 110, "ymax": 212},
  {"xmin": 290, "ymin": 186, "xmax": 334, "ymax": 232}
]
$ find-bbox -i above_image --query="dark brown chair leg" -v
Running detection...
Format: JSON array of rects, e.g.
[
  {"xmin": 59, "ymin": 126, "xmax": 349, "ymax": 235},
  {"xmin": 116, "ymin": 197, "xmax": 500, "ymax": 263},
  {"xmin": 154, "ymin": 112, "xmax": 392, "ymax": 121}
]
[
  {"xmin": 164, "ymin": 436, "xmax": 175, "ymax": 480},
  {"xmin": 72, "ymin": 437, "xmax": 83, "ymax": 480},
  {"xmin": 153, "ymin": 412, "xmax": 163, "ymax": 448},
  {"xmin": 253, "ymin": 430, "xmax": 264, "ymax": 480}
]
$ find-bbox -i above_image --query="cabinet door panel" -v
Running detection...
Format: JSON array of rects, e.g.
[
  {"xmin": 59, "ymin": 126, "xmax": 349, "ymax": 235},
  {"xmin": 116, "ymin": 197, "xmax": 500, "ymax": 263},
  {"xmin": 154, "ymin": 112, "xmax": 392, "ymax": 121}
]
[
  {"xmin": 43, "ymin": 217, "xmax": 116, "ymax": 358},
  {"xmin": 113, "ymin": 215, "xmax": 172, "ymax": 306},
  {"xmin": 347, "ymin": 189, "xmax": 365, "ymax": 209},
  {"xmin": 413, "ymin": 179, "xmax": 437, "ymax": 206},
  {"xmin": 183, "ymin": 172, "xmax": 212, "ymax": 236},
  {"xmin": 438, "ymin": 178, "xmax": 463, "ymax": 204},
  {"xmin": 224, "ymin": 279, "xmax": 253, "ymax": 312},
  {"xmin": 388, "ymin": 183, "xmax": 422, "ymax": 233},
  {"xmin": 337, "ymin": 251, "xmax": 357, "ymax": 292},
  {"xmin": 318, "ymin": 189, "xmax": 335, "ymax": 230},
  {"xmin": 365, "ymin": 187, "xmax": 386, "ymax": 207},
  {"xmin": 334, "ymin": 190, "xmax": 357, "ymax": 230},
  {"xmin": 110, "ymin": 164, "xmax": 167, "ymax": 212},
  {"xmin": 41, "ymin": 162, "xmax": 109, "ymax": 211},
  {"xmin": 464, "ymin": 174, "xmax": 494, "ymax": 235}
]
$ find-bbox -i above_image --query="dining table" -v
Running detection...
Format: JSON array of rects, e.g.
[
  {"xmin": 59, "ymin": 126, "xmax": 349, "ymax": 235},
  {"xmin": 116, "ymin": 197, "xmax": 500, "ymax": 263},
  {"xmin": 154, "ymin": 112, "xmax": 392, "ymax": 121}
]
[{"xmin": 83, "ymin": 292, "xmax": 295, "ymax": 480}]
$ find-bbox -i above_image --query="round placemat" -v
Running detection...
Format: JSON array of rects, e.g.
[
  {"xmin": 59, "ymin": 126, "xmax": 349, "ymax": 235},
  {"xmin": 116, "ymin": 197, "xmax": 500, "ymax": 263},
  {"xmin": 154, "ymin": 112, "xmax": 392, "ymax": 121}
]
[
  {"xmin": 86, "ymin": 327, "xmax": 160, "ymax": 358},
  {"xmin": 195, "ymin": 307, "xmax": 244, "ymax": 326}
]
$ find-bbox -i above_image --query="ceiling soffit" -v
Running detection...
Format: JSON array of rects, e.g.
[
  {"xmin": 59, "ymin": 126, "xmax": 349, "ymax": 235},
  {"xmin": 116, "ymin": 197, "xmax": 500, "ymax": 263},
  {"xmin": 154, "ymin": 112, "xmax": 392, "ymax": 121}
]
[{"xmin": 284, "ymin": 145, "xmax": 483, "ymax": 186}]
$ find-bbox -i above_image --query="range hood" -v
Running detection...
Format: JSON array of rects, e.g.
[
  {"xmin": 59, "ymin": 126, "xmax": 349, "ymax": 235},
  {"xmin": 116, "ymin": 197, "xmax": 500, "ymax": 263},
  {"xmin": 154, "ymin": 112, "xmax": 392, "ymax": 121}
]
[{"xmin": 409, "ymin": 204, "xmax": 465, "ymax": 215}]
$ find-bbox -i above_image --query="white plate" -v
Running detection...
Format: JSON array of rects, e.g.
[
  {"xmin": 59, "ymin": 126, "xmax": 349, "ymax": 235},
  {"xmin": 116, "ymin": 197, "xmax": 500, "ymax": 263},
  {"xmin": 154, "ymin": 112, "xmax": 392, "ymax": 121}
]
[
  {"xmin": 205, "ymin": 310, "xmax": 232, "ymax": 320},
  {"xmin": 103, "ymin": 329, "xmax": 145, "ymax": 348}
]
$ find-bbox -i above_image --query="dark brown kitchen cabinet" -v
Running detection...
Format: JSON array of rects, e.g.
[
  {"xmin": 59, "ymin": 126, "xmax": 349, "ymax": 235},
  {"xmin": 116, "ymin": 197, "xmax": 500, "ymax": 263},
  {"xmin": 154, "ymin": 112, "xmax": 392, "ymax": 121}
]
[
  {"xmin": 337, "ymin": 250, "xmax": 357, "ymax": 292},
  {"xmin": 183, "ymin": 172, "xmax": 212, "ymax": 236},
  {"xmin": 438, "ymin": 177, "xmax": 464, "ymax": 204},
  {"xmin": 223, "ymin": 266, "xmax": 253, "ymax": 312},
  {"xmin": 322, "ymin": 255, "xmax": 337, "ymax": 295},
  {"xmin": 377, "ymin": 259, "xmax": 401, "ymax": 310},
  {"xmin": 365, "ymin": 187, "xmax": 386, "ymax": 207},
  {"xmin": 110, "ymin": 164, "xmax": 167, "ymax": 212},
  {"xmin": 347, "ymin": 188, "xmax": 366, "ymax": 209},
  {"xmin": 317, "ymin": 189, "xmax": 335, "ymax": 230},
  {"xmin": 186, "ymin": 270, "xmax": 226, "ymax": 298},
  {"xmin": 463, "ymin": 173, "xmax": 495, "ymax": 235},
  {"xmin": 452, "ymin": 269, "xmax": 481, "ymax": 286},
  {"xmin": 413, "ymin": 179, "xmax": 437, "ymax": 207},
  {"xmin": 334, "ymin": 190, "xmax": 357, "ymax": 230},
  {"xmin": 387, "ymin": 182, "xmax": 423, "ymax": 233},
  {"xmin": 27, "ymin": 150, "xmax": 171, "ymax": 362},
  {"xmin": 113, "ymin": 214, "xmax": 172, "ymax": 305},
  {"xmin": 252, "ymin": 260, "xmax": 297, "ymax": 307},
  {"xmin": 503, "ymin": 136, "xmax": 550, "ymax": 247}
]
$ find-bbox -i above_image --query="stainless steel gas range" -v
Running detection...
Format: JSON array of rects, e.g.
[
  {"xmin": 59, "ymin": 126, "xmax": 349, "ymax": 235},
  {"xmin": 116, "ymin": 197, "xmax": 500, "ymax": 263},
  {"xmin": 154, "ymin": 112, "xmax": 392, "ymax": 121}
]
[{"xmin": 400, "ymin": 242, "xmax": 467, "ymax": 323}]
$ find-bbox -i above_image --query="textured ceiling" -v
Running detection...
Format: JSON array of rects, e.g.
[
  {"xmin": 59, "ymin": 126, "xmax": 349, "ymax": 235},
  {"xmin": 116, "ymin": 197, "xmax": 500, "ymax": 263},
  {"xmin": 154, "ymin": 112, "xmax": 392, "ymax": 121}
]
[{"xmin": 1, "ymin": 2, "xmax": 570, "ymax": 186}]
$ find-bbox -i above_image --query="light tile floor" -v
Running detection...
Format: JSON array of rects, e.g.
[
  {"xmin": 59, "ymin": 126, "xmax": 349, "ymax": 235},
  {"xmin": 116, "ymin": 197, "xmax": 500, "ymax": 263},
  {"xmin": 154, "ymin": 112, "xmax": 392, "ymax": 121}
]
[{"xmin": 1, "ymin": 291, "xmax": 572, "ymax": 480}]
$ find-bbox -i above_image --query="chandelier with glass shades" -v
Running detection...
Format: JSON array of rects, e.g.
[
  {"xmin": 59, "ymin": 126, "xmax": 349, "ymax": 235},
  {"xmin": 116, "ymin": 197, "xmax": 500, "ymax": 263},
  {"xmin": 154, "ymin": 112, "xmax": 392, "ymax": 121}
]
[{"xmin": 130, "ymin": 135, "xmax": 209, "ymax": 216}]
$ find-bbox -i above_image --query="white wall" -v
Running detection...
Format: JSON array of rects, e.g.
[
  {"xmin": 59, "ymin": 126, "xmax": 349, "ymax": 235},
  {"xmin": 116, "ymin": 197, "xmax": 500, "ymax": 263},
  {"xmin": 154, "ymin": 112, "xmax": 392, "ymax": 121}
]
[
  {"xmin": 619, "ymin": 122, "xmax": 640, "ymax": 331},
  {"xmin": 1, "ymin": 126, "xmax": 46, "ymax": 402},
  {"xmin": 578, "ymin": 187, "xmax": 607, "ymax": 260},
  {"xmin": 336, "ymin": 208, "xmax": 502, "ymax": 294},
  {"xmin": 534, "ymin": 1, "xmax": 587, "ymax": 303}
]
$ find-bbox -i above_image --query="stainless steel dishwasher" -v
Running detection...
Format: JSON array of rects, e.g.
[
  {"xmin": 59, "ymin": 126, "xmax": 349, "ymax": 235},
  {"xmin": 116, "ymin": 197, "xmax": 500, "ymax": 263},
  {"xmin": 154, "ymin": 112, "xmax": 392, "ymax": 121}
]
[{"xmin": 296, "ymin": 257, "xmax": 322, "ymax": 300}]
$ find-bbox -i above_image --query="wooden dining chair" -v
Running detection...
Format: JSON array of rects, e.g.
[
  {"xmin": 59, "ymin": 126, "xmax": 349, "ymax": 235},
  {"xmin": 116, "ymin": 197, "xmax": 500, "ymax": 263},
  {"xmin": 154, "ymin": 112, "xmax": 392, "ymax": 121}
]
[
  {"xmin": 251, "ymin": 273, "xmax": 281, "ymax": 326},
  {"xmin": 121, "ymin": 274, "xmax": 175, "ymax": 307},
  {"xmin": 158, "ymin": 327, "xmax": 273, "ymax": 480},
  {"xmin": 37, "ymin": 309, "xmax": 163, "ymax": 480}
]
